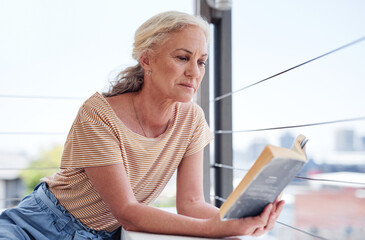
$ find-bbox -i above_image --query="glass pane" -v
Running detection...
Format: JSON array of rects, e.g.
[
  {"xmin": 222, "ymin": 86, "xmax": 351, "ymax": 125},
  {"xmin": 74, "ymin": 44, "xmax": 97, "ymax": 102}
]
[{"xmin": 232, "ymin": 1, "xmax": 365, "ymax": 239}]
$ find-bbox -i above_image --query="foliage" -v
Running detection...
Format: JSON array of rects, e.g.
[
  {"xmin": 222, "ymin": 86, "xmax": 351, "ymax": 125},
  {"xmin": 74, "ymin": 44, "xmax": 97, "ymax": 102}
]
[
  {"xmin": 151, "ymin": 195, "xmax": 176, "ymax": 208},
  {"xmin": 20, "ymin": 145, "xmax": 63, "ymax": 194}
]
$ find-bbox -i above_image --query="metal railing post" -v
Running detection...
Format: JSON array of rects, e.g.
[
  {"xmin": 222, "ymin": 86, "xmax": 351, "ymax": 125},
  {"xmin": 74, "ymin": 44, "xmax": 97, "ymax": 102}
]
[{"xmin": 196, "ymin": 0, "xmax": 233, "ymax": 207}]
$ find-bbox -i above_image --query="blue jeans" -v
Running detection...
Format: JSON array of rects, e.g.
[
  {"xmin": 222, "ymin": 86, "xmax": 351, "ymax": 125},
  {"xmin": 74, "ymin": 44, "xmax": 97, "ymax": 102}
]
[{"xmin": 0, "ymin": 182, "xmax": 120, "ymax": 240}]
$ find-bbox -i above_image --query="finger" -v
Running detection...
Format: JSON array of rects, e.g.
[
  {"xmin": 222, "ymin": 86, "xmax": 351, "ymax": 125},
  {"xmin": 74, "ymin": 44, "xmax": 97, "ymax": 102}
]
[
  {"xmin": 260, "ymin": 203, "xmax": 273, "ymax": 221},
  {"xmin": 254, "ymin": 203, "xmax": 272, "ymax": 227},
  {"xmin": 271, "ymin": 197, "xmax": 283, "ymax": 212},
  {"xmin": 265, "ymin": 200, "xmax": 285, "ymax": 231},
  {"xmin": 271, "ymin": 200, "xmax": 277, "ymax": 213},
  {"xmin": 264, "ymin": 200, "xmax": 286, "ymax": 232},
  {"xmin": 241, "ymin": 204, "xmax": 273, "ymax": 235},
  {"xmin": 276, "ymin": 192, "xmax": 283, "ymax": 201},
  {"xmin": 275, "ymin": 200, "xmax": 285, "ymax": 215},
  {"xmin": 264, "ymin": 211, "xmax": 277, "ymax": 231},
  {"xmin": 252, "ymin": 227, "xmax": 265, "ymax": 237}
]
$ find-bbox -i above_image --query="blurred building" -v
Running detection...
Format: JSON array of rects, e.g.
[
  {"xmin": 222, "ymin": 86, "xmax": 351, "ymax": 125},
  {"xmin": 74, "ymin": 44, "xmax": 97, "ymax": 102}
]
[
  {"xmin": 0, "ymin": 152, "xmax": 28, "ymax": 209},
  {"xmin": 294, "ymin": 172, "xmax": 365, "ymax": 239},
  {"xmin": 335, "ymin": 129, "xmax": 355, "ymax": 151},
  {"xmin": 280, "ymin": 132, "xmax": 295, "ymax": 149},
  {"xmin": 361, "ymin": 136, "xmax": 365, "ymax": 151},
  {"xmin": 246, "ymin": 138, "xmax": 268, "ymax": 163}
]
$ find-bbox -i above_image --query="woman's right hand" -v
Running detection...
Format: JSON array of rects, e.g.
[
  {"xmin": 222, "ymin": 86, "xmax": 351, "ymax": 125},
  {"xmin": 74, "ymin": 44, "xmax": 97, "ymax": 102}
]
[{"xmin": 205, "ymin": 200, "xmax": 285, "ymax": 238}]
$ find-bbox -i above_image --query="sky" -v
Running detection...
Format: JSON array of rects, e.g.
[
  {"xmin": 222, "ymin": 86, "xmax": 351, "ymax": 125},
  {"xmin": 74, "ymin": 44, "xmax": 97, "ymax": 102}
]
[
  {"xmin": 1, "ymin": 0, "xmax": 365, "ymax": 164},
  {"xmin": 0, "ymin": 0, "xmax": 194, "ymax": 157},
  {"xmin": 230, "ymin": 0, "xmax": 365, "ymax": 162}
]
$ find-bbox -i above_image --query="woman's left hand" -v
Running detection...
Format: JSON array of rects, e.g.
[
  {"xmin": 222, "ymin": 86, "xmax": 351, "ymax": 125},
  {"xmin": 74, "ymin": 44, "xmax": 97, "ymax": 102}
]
[{"xmin": 251, "ymin": 199, "xmax": 285, "ymax": 237}]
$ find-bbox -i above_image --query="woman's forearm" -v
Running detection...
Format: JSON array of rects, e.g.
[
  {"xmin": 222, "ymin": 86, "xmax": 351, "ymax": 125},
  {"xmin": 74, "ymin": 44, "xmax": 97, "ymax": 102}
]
[
  {"xmin": 116, "ymin": 200, "xmax": 283, "ymax": 238},
  {"xmin": 116, "ymin": 202, "xmax": 215, "ymax": 237},
  {"xmin": 177, "ymin": 200, "xmax": 219, "ymax": 219}
]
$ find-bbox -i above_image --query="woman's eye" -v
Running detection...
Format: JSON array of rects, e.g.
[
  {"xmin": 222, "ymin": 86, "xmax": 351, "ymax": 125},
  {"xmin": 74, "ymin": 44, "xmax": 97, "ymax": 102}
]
[
  {"xmin": 177, "ymin": 56, "xmax": 188, "ymax": 61},
  {"xmin": 198, "ymin": 61, "xmax": 207, "ymax": 67}
]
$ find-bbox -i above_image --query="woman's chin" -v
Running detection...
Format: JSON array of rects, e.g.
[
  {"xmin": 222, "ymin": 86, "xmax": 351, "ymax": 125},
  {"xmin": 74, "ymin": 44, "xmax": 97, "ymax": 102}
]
[{"xmin": 176, "ymin": 95, "xmax": 195, "ymax": 103}]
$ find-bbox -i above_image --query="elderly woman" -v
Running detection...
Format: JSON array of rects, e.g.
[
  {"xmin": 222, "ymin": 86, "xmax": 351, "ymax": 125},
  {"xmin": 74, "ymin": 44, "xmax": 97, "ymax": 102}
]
[{"xmin": 0, "ymin": 11, "xmax": 284, "ymax": 239}]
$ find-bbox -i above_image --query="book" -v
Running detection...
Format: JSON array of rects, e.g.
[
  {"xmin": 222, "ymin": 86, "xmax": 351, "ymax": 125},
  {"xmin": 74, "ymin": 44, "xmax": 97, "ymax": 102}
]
[{"xmin": 219, "ymin": 134, "xmax": 308, "ymax": 220}]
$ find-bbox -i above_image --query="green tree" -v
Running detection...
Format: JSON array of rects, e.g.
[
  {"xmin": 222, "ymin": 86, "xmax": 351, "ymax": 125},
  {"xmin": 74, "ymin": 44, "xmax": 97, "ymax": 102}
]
[{"xmin": 20, "ymin": 145, "xmax": 63, "ymax": 194}]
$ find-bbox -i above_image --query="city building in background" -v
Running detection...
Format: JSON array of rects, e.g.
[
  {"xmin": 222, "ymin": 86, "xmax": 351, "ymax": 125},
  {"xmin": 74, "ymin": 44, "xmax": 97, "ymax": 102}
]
[{"xmin": 0, "ymin": 152, "xmax": 28, "ymax": 209}]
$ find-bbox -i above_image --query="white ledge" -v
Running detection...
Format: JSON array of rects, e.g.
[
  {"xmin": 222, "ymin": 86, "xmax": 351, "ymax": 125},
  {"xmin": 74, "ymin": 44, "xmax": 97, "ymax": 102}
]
[{"xmin": 122, "ymin": 230, "xmax": 241, "ymax": 240}]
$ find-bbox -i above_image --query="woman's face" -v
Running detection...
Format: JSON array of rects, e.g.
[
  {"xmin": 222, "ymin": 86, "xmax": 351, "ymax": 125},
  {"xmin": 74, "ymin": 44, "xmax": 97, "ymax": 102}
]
[{"xmin": 147, "ymin": 26, "xmax": 208, "ymax": 103}]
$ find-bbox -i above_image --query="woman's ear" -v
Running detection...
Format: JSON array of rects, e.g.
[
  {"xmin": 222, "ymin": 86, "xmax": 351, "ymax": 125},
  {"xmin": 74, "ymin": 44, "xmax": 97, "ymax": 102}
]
[{"xmin": 140, "ymin": 52, "xmax": 151, "ymax": 72}]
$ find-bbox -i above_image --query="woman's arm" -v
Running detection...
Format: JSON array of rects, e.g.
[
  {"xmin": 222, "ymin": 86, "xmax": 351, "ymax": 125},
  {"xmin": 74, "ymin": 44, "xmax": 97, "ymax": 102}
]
[
  {"xmin": 85, "ymin": 159, "xmax": 283, "ymax": 238},
  {"xmin": 85, "ymin": 163, "xmax": 207, "ymax": 235},
  {"xmin": 176, "ymin": 150, "xmax": 219, "ymax": 218}
]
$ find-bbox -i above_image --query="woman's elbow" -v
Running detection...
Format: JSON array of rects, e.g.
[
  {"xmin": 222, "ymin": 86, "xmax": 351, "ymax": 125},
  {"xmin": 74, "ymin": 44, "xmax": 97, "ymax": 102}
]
[
  {"xmin": 176, "ymin": 197, "xmax": 201, "ymax": 216},
  {"xmin": 113, "ymin": 202, "xmax": 141, "ymax": 231},
  {"xmin": 176, "ymin": 204, "xmax": 188, "ymax": 216}
]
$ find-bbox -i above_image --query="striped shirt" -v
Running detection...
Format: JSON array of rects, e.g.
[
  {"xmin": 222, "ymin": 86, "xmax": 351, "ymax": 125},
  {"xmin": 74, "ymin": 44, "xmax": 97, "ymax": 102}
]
[{"xmin": 42, "ymin": 92, "xmax": 213, "ymax": 232}]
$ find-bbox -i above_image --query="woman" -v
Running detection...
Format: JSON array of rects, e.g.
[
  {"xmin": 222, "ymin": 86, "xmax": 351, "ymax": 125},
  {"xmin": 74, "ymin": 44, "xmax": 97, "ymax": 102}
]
[{"xmin": 0, "ymin": 11, "xmax": 284, "ymax": 239}]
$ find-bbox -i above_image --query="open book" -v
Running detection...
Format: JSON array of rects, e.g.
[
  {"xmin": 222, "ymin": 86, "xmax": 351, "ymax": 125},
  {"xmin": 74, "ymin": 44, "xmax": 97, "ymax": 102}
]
[{"xmin": 219, "ymin": 134, "xmax": 308, "ymax": 220}]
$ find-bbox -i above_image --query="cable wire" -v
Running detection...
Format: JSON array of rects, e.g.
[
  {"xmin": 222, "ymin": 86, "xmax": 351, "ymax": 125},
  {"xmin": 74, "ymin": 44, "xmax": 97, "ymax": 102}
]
[
  {"xmin": 0, "ymin": 132, "xmax": 67, "ymax": 135},
  {"xmin": 215, "ymin": 116, "xmax": 365, "ymax": 134},
  {"xmin": 213, "ymin": 195, "xmax": 227, "ymax": 203},
  {"xmin": 212, "ymin": 163, "xmax": 248, "ymax": 171},
  {"xmin": 0, "ymin": 94, "xmax": 85, "ymax": 100},
  {"xmin": 276, "ymin": 221, "xmax": 329, "ymax": 240},
  {"xmin": 0, "ymin": 167, "xmax": 59, "ymax": 171},
  {"xmin": 294, "ymin": 176, "xmax": 365, "ymax": 186},
  {"xmin": 212, "ymin": 163, "xmax": 365, "ymax": 187},
  {"xmin": 213, "ymin": 35, "xmax": 365, "ymax": 102}
]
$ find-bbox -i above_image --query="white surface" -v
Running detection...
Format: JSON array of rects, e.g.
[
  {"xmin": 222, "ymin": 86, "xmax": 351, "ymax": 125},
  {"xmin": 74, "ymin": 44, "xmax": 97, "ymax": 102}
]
[{"xmin": 123, "ymin": 230, "xmax": 241, "ymax": 240}]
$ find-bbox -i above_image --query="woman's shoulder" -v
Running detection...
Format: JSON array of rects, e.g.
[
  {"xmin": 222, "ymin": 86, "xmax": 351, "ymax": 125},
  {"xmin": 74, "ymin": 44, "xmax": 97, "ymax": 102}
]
[
  {"xmin": 75, "ymin": 92, "xmax": 116, "ymax": 124},
  {"xmin": 81, "ymin": 92, "xmax": 107, "ymax": 110}
]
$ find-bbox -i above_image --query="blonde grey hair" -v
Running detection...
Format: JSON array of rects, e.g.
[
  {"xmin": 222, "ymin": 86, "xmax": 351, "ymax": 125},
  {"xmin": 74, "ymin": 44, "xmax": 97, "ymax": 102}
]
[{"xmin": 104, "ymin": 11, "xmax": 210, "ymax": 97}]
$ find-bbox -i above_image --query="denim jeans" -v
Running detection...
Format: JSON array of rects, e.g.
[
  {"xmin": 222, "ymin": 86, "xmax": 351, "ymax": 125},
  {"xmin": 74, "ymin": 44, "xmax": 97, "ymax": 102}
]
[{"xmin": 0, "ymin": 182, "xmax": 120, "ymax": 240}]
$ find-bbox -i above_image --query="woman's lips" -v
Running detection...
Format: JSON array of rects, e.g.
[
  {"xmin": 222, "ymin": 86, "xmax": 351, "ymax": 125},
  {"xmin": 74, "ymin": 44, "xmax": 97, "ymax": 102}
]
[{"xmin": 179, "ymin": 83, "xmax": 195, "ymax": 90}]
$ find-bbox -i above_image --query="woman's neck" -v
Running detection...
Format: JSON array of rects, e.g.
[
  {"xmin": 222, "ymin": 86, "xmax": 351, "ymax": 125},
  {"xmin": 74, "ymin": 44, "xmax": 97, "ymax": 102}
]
[{"xmin": 131, "ymin": 91, "xmax": 175, "ymax": 138}]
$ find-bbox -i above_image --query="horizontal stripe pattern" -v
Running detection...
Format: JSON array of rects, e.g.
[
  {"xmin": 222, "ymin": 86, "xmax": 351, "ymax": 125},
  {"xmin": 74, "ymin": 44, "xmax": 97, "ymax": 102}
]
[{"xmin": 42, "ymin": 92, "xmax": 213, "ymax": 232}]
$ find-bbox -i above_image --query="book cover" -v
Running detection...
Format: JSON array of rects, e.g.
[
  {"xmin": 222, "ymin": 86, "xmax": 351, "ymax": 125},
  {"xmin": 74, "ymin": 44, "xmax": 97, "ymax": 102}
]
[{"xmin": 219, "ymin": 134, "xmax": 308, "ymax": 220}]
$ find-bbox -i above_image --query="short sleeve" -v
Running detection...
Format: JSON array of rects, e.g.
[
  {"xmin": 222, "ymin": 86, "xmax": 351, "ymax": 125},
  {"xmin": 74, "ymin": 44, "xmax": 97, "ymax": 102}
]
[
  {"xmin": 60, "ymin": 121, "xmax": 123, "ymax": 168},
  {"xmin": 184, "ymin": 104, "xmax": 214, "ymax": 157}
]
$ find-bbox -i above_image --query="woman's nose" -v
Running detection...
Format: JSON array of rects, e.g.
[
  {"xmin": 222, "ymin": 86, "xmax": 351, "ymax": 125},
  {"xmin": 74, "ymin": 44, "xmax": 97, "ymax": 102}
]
[{"xmin": 185, "ymin": 61, "xmax": 201, "ymax": 78}]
